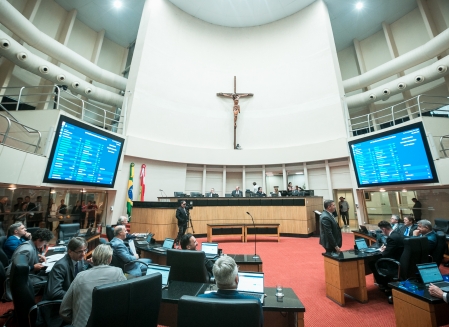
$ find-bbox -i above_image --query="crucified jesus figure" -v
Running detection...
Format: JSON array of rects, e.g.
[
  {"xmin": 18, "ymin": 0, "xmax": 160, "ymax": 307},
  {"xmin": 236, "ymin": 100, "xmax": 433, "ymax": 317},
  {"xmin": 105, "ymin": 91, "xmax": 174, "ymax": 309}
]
[{"xmin": 216, "ymin": 93, "xmax": 253, "ymax": 127}]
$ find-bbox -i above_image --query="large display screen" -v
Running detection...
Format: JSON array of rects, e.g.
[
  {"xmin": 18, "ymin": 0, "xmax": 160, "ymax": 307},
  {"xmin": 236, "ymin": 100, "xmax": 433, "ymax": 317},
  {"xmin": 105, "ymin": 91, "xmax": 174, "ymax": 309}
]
[
  {"xmin": 348, "ymin": 122, "xmax": 438, "ymax": 187},
  {"xmin": 43, "ymin": 115, "xmax": 124, "ymax": 188}
]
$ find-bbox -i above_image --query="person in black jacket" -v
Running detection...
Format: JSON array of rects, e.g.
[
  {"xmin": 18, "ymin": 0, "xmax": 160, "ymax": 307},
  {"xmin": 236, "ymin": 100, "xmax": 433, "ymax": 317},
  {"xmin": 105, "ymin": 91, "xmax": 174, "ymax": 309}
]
[
  {"xmin": 175, "ymin": 201, "xmax": 189, "ymax": 245},
  {"xmin": 42, "ymin": 237, "xmax": 90, "ymax": 327},
  {"xmin": 319, "ymin": 200, "xmax": 342, "ymax": 253},
  {"xmin": 370, "ymin": 220, "xmax": 404, "ymax": 289}
]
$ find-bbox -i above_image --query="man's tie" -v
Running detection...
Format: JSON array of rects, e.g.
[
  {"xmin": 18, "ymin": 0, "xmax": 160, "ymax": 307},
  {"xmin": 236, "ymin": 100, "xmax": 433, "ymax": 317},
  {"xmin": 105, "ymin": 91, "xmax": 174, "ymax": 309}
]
[
  {"xmin": 404, "ymin": 227, "xmax": 409, "ymax": 236},
  {"xmin": 74, "ymin": 262, "xmax": 79, "ymax": 276}
]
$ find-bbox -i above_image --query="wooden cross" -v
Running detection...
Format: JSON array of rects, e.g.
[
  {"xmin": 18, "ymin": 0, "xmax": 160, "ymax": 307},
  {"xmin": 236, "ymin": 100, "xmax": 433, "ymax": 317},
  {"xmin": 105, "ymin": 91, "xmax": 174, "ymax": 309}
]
[{"xmin": 217, "ymin": 76, "xmax": 253, "ymax": 149}]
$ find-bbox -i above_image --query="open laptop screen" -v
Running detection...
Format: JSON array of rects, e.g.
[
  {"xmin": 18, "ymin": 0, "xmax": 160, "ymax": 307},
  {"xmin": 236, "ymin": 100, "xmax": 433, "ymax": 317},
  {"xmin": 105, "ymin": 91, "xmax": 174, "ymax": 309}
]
[
  {"xmin": 417, "ymin": 263, "xmax": 444, "ymax": 284},
  {"xmin": 201, "ymin": 243, "xmax": 218, "ymax": 255},
  {"xmin": 162, "ymin": 238, "xmax": 174, "ymax": 249},
  {"xmin": 355, "ymin": 238, "xmax": 368, "ymax": 249},
  {"xmin": 146, "ymin": 264, "xmax": 171, "ymax": 285},
  {"xmin": 237, "ymin": 272, "xmax": 264, "ymax": 293}
]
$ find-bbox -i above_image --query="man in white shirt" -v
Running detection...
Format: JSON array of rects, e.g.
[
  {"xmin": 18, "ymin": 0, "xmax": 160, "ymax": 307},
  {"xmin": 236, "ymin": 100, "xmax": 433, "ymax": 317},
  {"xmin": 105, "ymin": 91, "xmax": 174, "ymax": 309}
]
[{"xmin": 429, "ymin": 284, "xmax": 448, "ymax": 304}]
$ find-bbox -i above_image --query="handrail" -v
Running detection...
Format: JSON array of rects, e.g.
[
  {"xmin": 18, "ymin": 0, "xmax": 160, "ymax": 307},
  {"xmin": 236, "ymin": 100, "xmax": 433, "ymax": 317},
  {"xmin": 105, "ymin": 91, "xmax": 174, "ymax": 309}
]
[
  {"xmin": 0, "ymin": 112, "xmax": 41, "ymax": 153},
  {"xmin": 440, "ymin": 135, "xmax": 449, "ymax": 158},
  {"xmin": 348, "ymin": 94, "xmax": 449, "ymax": 136}
]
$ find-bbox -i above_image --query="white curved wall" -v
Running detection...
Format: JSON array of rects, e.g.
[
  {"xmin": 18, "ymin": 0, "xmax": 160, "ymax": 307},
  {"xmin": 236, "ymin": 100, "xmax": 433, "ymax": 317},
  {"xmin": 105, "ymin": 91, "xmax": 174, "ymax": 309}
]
[{"xmin": 124, "ymin": 0, "xmax": 348, "ymax": 165}]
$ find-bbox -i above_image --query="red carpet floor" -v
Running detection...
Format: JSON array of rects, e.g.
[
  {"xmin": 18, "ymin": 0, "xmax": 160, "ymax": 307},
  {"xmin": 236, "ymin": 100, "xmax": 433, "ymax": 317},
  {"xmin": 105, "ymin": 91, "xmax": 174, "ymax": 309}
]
[{"xmin": 1, "ymin": 233, "xmax": 447, "ymax": 326}]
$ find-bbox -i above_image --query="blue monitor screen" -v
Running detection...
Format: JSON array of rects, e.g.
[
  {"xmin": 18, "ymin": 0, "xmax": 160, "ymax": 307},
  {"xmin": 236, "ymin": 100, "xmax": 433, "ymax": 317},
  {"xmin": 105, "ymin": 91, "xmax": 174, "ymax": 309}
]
[
  {"xmin": 43, "ymin": 115, "xmax": 124, "ymax": 188},
  {"xmin": 348, "ymin": 122, "xmax": 438, "ymax": 187}
]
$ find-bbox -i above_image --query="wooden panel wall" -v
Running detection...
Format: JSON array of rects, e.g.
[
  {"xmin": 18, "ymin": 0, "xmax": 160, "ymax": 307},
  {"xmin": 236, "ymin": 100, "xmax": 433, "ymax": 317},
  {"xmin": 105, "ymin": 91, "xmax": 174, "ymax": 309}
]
[{"xmin": 131, "ymin": 197, "xmax": 323, "ymax": 240}]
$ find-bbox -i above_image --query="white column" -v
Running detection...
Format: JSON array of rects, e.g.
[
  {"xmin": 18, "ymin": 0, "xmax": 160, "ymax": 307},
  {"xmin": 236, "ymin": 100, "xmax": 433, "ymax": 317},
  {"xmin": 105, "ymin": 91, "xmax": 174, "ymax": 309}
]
[
  {"xmin": 202, "ymin": 165, "xmax": 206, "ymax": 195},
  {"xmin": 303, "ymin": 163, "xmax": 309, "ymax": 189},
  {"xmin": 242, "ymin": 166, "xmax": 246, "ymax": 197},
  {"xmin": 325, "ymin": 160, "xmax": 333, "ymax": 199},
  {"xmin": 262, "ymin": 165, "xmax": 266, "ymax": 193},
  {"xmin": 282, "ymin": 164, "xmax": 287, "ymax": 189},
  {"xmin": 223, "ymin": 166, "xmax": 227, "ymax": 196}
]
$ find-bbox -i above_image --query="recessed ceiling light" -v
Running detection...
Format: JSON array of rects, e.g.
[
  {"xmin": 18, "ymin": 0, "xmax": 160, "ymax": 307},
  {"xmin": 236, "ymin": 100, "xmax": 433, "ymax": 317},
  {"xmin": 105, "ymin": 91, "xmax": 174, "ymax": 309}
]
[
  {"xmin": 356, "ymin": 2, "xmax": 363, "ymax": 10},
  {"xmin": 113, "ymin": 1, "xmax": 122, "ymax": 9}
]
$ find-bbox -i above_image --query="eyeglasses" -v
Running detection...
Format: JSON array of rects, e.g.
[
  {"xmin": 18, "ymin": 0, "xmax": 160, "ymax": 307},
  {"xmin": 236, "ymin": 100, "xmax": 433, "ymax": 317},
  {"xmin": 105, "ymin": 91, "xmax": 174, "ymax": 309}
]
[{"xmin": 74, "ymin": 248, "xmax": 88, "ymax": 254}]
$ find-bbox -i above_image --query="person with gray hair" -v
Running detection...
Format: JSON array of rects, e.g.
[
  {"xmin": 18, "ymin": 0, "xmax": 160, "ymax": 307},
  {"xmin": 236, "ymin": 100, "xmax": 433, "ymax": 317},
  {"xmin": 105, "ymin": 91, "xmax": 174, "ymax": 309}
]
[
  {"xmin": 390, "ymin": 215, "xmax": 402, "ymax": 231},
  {"xmin": 413, "ymin": 219, "xmax": 437, "ymax": 251},
  {"xmin": 319, "ymin": 200, "xmax": 342, "ymax": 253},
  {"xmin": 110, "ymin": 225, "xmax": 152, "ymax": 276},
  {"xmin": 60, "ymin": 244, "xmax": 125, "ymax": 327},
  {"xmin": 116, "ymin": 215, "xmax": 137, "ymax": 240},
  {"xmin": 3, "ymin": 222, "xmax": 31, "ymax": 258},
  {"xmin": 198, "ymin": 256, "xmax": 263, "ymax": 325}
]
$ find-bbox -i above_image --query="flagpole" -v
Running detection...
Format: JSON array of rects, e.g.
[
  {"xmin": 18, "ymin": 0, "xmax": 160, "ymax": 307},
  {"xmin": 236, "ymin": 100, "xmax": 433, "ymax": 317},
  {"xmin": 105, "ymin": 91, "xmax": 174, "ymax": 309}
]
[{"xmin": 127, "ymin": 163, "xmax": 135, "ymax": 220}]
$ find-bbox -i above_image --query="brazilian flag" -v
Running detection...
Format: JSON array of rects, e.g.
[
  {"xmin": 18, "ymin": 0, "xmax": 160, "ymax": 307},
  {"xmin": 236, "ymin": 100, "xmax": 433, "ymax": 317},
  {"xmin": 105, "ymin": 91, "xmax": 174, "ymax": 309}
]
[{"xmin": 127, "ymin": 163, "xmax": 135, "ymax": 220}]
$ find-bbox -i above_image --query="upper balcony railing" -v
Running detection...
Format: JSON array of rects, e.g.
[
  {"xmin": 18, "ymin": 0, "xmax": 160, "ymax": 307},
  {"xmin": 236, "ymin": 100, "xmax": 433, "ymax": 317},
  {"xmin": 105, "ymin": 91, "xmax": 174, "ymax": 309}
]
[
  {"xmin": 348, "ymin": 94, "xmax": 449, "ymax": 137},
  {"xmin": 0, "ymin": 85, "xmax": 125, "ymax": 134}
]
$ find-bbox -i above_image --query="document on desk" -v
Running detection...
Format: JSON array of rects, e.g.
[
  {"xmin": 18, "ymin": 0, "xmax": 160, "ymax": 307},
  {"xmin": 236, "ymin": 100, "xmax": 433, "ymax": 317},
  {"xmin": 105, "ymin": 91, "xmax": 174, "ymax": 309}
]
[
  {"xmin": 129, "ymin": 239, "xmax": 137, "ymax": 255},
  {"xmin": 45, "ymin": 262, "xmax": 56, "ymax": 273},
  {"xmin": 46, "ymin": 253, "xmax": 65, "ymax": 263}
]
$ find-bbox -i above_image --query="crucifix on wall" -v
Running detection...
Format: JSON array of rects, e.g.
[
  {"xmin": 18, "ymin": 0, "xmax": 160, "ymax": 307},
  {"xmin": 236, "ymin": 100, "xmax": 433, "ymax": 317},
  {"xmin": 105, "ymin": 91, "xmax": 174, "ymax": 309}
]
[{"xmin": 217, "ymin": 76, "xmax": 253, "ymax": 149}]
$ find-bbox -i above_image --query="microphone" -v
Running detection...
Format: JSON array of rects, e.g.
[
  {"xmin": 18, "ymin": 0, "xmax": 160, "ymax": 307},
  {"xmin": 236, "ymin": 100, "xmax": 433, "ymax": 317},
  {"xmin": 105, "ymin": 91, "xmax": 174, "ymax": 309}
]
[
  {"xmin": 246, "ymin": 212, "xmax": 259, "ymax": 259},
  {"xmin": 159, "ymin": 189, "xmax": 167, "ymax": 197}
]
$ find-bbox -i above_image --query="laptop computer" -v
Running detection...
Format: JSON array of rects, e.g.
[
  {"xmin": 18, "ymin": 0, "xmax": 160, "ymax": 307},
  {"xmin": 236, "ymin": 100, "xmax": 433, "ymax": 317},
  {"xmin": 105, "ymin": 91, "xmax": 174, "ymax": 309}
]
[
  {"xmin": 359, "ymin": 225, "xmax": 369, "ymax": 234},
  {"xmin": 152, "ymin": 238, "xmax": 175, "ymax": 253},
  {"xmin": 355, "ymin": 238, "xmax": 380, "ymax": 253},
  {"xmin": 237, "ymin": 271, "xmax": 265, "ymax": 304},
  {"xmin": 416, "ymin": 263, "xmax": 449, "ymax": 291},
  {"xmin": 77, "ymin": 227, "xmax": 93, "ymax": 238},
  {"xmin": 201, "ymin": 242, "xmax": 219, "ymax": 259},
  {"xmin": 136, "ymin": 233, "xmax": 154, "ymax": 246},
  {"xmin": 146, "ymin": 263, "xmax": 171, "ymax": 288}
]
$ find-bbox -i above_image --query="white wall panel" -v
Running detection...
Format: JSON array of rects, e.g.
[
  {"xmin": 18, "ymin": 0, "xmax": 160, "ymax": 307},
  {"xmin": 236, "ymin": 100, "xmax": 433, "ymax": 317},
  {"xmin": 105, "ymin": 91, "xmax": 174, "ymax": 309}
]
[
  {"xmin": 226, "ymin": 172, "xmax": 242, "ymax": 194},
  {"xmin": 330, "ymin": 165, "xmax": 352, "ymax": 189},
  {"xmin": 206, "ymin": 171, "xmax": 223, "ymax": 195},
  {"xmin": 185, "ymin": 170, "xmax": 202, "ymax": 194},
  {"xmin": 245, "ymin": 171, "xmax": 263, "ymax": 193}
]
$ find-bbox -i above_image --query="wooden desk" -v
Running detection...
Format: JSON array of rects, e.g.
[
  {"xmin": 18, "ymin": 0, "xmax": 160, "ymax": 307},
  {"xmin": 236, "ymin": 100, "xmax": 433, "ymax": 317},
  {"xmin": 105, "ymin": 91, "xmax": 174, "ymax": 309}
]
[
  {"xmin": 85, "ymin": 234, "xmax": 100, "ymax": 257},
  {"xmin": 245, "ymin": 224, "xmax": 280, "ymax": 242},
  {"xmin": 158, "ymin": 281, "xmax": 305, "ymax": 327},
  {"xmin": 138, "ymin": 247, "xmax": 263, "ymax": 272},
  {"xmin": 207, "ymin": 224, "xmax": 245, "ymax": 242},
  {"xmin": 352, "ymin": 231, "xmax": 377, "ymax": 246},
  {"xmin": 390, "ymin": 282, "xmax": 449, "ymax": 327},
  {"xmin": 323, "ymin": 251, "xmax": 381, "ymax": 306}
]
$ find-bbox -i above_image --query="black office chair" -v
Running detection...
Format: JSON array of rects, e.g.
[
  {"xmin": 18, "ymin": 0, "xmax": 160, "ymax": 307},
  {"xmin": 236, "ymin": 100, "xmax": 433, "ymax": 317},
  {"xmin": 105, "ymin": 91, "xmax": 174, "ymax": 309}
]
[
  {"xmin": 109, "ymin": 253, "xmax": 149, "ymax": 276},
  {"xmin": 58, "ymin": 223, "xmax": 80, "ymax": 243},
  {"xmin": 9, "ymin": 254, "xmax": 61, "ymax": 327},
  {"xmin": 106, "ymin": 225, "xmax": 114, "ymax": 242},
  {"xmin": 177, "ymin": 295, "xmax": 260, "ymax": 327},
  {"xmin": 429, "ymin": 231, "xmax": 447, "ymax": 266},
  {"xmin": 433, "ymin": 219, "xmax": 449, "ymax": 234},
  {"xmin": 375, "ymin": 237, "xmax": 429, "ymax": 303},
  {"xmin": 166, "ymin": 249, "xmax": 210, "ymax": 283},
  {"xmin": 86, "ymin": 273, "xmax": 161, "ymax": 327},
  {"xmin": 25, "ymin": 227, "xmax": 39, "ymax": 237},
  {"xmin": 0, "ymin": 260, "xmax": 13, "ymax": 326},
  {"xmin": 0, "ymin": 236, "xmax": 7, "ymax": 255}
]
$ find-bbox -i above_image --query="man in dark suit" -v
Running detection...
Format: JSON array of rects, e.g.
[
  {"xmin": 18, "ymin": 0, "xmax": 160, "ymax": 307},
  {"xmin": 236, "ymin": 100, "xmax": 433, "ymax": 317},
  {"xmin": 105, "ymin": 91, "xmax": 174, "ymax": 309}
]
[
  {"xmin": 3, "ymin": 223, "xmax": 31, "ymax": 259},
  {"xmin": 413, "ymin": 219, "xmax": 437, "ymax": 251},
  {"xmin": 198, "ymin": 255, "xmax": 263, "ymax": 325},
  {"xmin": 231, "ymin": 186, "xmax": 243, "ymax": 197},
  {"xmin": 370, "ymin": 220, "xmax": 404, "ymax": 289},
  {"xmin": 43, "ymin": 237, "xmax": 90, "ymax": 327},
  {"xmin": 180, "ymin": 233, "xmax": 213, "ymax": 277},
  {"xmin": 319, "ymin": 200, "xmax": 342, "ymax": 253},
  {"xmin": 175, "ymin": 201, "xmax": 189, "ymax": 245},
  {"xmin": 397, "ymin": 216, "xmax": 417, "ymax": 237},
  {"xmin": 412, "ymin": 198, "xmax": 422, "ymax": 220}
]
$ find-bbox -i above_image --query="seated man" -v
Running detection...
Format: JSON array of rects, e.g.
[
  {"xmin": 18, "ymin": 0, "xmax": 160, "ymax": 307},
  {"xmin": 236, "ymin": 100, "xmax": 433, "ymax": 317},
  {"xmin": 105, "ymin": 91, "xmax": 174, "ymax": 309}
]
[
  {"xmin": 60, "ymin": 244, "xmax": 126, "ymax": 327},
  {"xmin": 255, "ymin": 187, "xmax": 266, "ymax": 197},
  {"xmin": 3, "ymin": 222, "xmax": 31, "ymax": 259},
  {"xmin": 413, "ymin": 219, "xmax": 437, "ymax": 251},
  {"xmin": 43, "ymin": 237, "xmax": 91, "ymax": 327},
  {"xmin": 110, "ymin": 225, "xmax": 151, "ymax": 276},
  {"xmin": 369, "ymin": 220, "xmax": 404, "ymax": 289},
  {"xmin": 390, "ymin": 215, "xmax": 402, "ymax": 231},
  {"xmin": 231, "ymin": 186, "xmax": 242, "ymax": 197},
  {"xmin": 198, "ymin": 256, "xmax": 263, "ymax": 325},
  {"xmin": 180, "ymin": 233, "xmax": 213, "ymax": 277},
  {"xmin": 6, "ymin": 228, "xmax": 53, "ymax": 284},
  {"xmin": 397, "ymin": 216, "xmax": 417, "ymax": 237},
  {"xmin": 116, "ymin": 215, "xmax": 137, "ymax": 240}
]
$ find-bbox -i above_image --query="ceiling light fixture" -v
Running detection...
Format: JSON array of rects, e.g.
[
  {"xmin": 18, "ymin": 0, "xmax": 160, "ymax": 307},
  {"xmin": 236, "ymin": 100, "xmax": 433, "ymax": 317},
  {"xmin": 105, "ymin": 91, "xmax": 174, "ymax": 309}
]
[
  {"xmin": 113, "ymin": 1, "xmax": 122, "ymax": 9},
  {"xmin": 356, "ymin": 2, "xmax": 364, "ymax": 10}
]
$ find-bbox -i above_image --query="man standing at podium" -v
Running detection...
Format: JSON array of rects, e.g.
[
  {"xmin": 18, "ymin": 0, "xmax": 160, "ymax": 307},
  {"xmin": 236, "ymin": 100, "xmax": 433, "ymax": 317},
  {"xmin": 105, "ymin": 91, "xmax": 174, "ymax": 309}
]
[{"xmin": 319, "ymin": 200, "xmax": 342, "ymax": 254}]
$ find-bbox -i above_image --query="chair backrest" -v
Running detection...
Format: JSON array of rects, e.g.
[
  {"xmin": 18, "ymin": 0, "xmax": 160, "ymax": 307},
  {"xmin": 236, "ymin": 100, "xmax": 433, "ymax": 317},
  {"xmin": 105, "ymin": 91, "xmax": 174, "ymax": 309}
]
[
  {"xmin": 0, "ymin": 248, "xmax": 9, "ymax": 268},
  {"xmin": 110, "ymin": 253, "xmax": 125, "ymax": 271},
  {"xmin": 166, "ymin": 249, "xmax": 209, "ymax": 283},
  {"xmin": 430, "ymin": 231, "xmax": 447, "ymax": 266},
  {"xmin": 87, "ymin": 273, "xmax": 162, "ymax": 327},
  {"xmin": 58, "ymin": 223, "xmax": 80, "ymax": 243},
  {"xmin": 434, "ymin": 219, "xmax": 449, "ymax": 234},
  {"xmin": 10, "ymin": 253, "xmax": 36, "ymax": 327},
  {"xmin": 177, "ymin": 295, "xmax": 260, "ymax": 327},
  {"xmin": 399, "ymin": 237, "xmax": 429, "ymax": 280},
  {"xmin": 106, "ymin": 225, "xmax": 114, "ymax": 242},
  {"xmin": 0, "ymin": 236, "xmax": 6, "ymax": 249}
]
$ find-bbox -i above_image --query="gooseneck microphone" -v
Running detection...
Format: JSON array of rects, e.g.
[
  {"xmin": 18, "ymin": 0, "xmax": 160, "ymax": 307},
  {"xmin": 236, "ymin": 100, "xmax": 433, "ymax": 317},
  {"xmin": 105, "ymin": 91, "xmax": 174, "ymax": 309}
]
[{"xmin": 246, "ymin": 212, "xmax": 259, "ymax": 259}]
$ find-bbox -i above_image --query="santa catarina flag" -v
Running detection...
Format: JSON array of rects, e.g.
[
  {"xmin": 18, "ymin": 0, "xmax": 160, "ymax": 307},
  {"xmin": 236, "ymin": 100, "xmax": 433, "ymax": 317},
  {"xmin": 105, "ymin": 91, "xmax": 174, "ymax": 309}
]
[
  {"xmin": 140, "ymin": 164, "xmax": 146, "ymax": 201},
  {"xmin": 127, "ymin": 163, "xmax": 135, "ymax": 218}
]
